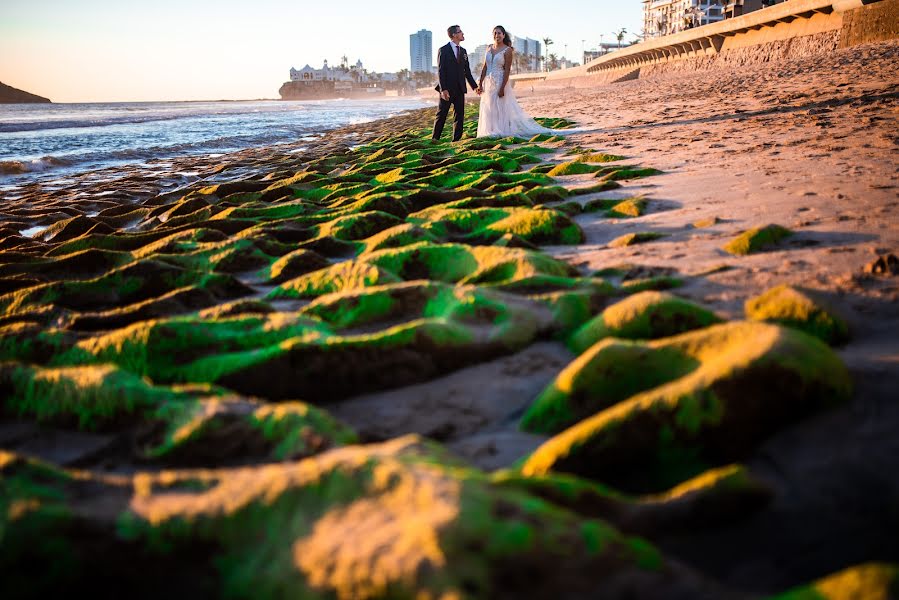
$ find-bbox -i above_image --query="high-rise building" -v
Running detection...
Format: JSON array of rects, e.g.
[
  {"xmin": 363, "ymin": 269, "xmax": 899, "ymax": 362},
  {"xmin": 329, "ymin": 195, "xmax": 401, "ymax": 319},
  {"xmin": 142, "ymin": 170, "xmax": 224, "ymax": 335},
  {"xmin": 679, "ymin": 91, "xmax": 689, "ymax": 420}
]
[
  {"xmin": 509, "ymin": 35, "xmax": 542, "ymax": 72},
  {"xmin": 409, "ymin": 29, "xmax": 433, "ymax": 73},
  {"xmin": 469, "ymin": 44, "xmax": 490, "ymax": 76}
]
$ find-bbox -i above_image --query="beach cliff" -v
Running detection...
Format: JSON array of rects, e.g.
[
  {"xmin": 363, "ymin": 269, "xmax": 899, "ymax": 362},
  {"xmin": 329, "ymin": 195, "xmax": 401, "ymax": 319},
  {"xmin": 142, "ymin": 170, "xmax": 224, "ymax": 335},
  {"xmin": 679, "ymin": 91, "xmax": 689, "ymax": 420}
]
[{"xmin": 0, "ymin": 81, "xmax": 51, "ymax": 103}]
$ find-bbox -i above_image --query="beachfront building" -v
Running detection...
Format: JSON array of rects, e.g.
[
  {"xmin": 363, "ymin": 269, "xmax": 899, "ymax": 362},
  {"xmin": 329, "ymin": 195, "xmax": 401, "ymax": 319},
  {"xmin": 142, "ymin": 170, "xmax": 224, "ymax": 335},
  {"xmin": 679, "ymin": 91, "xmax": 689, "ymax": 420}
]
[
  {"xmin": 510, "ymin": 35, "xmax": 542, "ymax": 72},
  {"xmin": 289, "ymin": 61, "xmax": 354, "ymax": 83},
  {"xmin": 410, "ymin": 29, "xmax": 433, "ymax": 73},
  {"xmin": 284, "ymin": 59, "xmax": 402, "ymax": 99},
  {"xmin": 642, "ymin": 0, "xmax": 727, "ymax": 38},
  {"xmin": 289, "ymin": 59, "xmax": 395, "ymax": 85},
  {"xmin": 642, "ymin": 0, "xmax": 784, "ymax": 37},
  {"xmin": 469, "ymin": 45, "xmax": 489, "ymax": 75},
  {"xmin": 469, "ymin": 34, "xmax": 542, "ymax": 74},
  {"xmin": 722, "ymin": 0, "xmax": 781, "ymax": 18}
]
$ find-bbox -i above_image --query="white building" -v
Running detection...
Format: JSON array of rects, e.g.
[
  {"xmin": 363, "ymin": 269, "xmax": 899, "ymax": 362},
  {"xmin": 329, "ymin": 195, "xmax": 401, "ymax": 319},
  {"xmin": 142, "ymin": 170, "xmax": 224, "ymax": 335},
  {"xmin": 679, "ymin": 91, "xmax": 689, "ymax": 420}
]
[
  {"xmin": 289, "ymin": 59, "xmax": 394, "ymax": 85},
  {"xmin": 409, "ymin": 29, "xmax": 433, "ymax": 73},
  {"xmin": 469, "ymin": 34, "xmax": 542, "ymax": 75},
  {"xmin": 510, "ymin": 35, "xmax": 542, "ymax": 73},
  {"xmin": 469, "ymin": 44, "xmax": 489, "ymax": 75},
  {"xmin": 642, "ymin": 0, "xmax": 727, "ymax": 38},
  {"xmin": 289, "ymin": 60, "xmax": 354, "ymax": 83}
]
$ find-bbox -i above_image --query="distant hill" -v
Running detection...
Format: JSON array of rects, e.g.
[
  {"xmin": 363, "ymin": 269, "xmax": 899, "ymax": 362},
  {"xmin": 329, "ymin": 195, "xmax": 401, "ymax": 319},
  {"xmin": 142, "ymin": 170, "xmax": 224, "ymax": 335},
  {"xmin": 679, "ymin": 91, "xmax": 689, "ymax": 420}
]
[{"xmin": 0, "ymin": 82, "xmax": 51, "ymax": 103}]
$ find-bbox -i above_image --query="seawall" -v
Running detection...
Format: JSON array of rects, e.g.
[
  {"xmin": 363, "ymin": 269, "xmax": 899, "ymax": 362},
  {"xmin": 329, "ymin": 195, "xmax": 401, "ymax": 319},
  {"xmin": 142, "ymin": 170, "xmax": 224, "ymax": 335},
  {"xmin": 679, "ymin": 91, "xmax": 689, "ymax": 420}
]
[{"xmin": 513, "ymin": 0, "xmax": 898, "ymax": 89}]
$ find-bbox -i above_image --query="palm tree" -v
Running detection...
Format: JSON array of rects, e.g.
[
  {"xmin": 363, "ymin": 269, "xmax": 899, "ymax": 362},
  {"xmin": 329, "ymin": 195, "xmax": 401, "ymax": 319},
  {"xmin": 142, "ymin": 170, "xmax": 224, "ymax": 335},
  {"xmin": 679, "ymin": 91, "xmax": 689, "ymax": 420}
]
[
  {"xmin": 614, "ymin": 28, "xmax": 627, "ymax": 49},
  {"xmin": 541, "ymin": 37, "xmax": 553, "ymax": 72},
  {"xmin": 340, "ymin": 55, "xmax": 349, "ymax": 71},
  {"xmin": 514, "ymin": 51, "xmax": 529, "ymax": 74},
  {"xmin": 548, "ymin": 53, "xmax": 559, "ymax": 71}
]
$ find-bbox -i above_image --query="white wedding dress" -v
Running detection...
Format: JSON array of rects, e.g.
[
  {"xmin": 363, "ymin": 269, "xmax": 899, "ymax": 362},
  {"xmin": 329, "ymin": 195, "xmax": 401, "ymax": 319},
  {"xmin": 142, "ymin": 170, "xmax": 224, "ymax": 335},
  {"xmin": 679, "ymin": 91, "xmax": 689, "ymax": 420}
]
[{"xmin": 477, "ymin": 46, "xmax": 555, "ymax": 138}]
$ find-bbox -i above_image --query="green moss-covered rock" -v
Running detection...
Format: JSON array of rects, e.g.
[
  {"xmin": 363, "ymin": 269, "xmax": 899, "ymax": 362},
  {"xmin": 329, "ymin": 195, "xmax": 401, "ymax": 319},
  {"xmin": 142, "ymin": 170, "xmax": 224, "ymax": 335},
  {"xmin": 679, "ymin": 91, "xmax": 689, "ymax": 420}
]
[
  {"xmin": 0, "ymin": 259, "xmax": 251, "ymax": 316},
  {"xmin": 494, "ymin": 463, "xmax": 772, "ymax": 536},
  {"xmin": 575, "ymin": 152, "xmax": 625, "ymax": 163},
  {"xmin": 521, "ymin": 340, "xmax": 700, "ymax": 435},
  {"xmin": 264, "ymin": 249, "xmax": 331, "ymax": 284},
  {"xmin": 723, "ymin": 224, "xmax": 792, "ymax": 255},
  {"xmin": 568, "ymin": 291, "xmax": 723, "ymax": 354},
  {"xmin": 608, "ymin": 232, "xmax": 666, "ymax": 248},
  {"xmin": 596, "ymin": 167, "xmax": 663, "ymax": 181},
  {"xmin": 144, "ymin": 397, "xmax": 359, "ymax": 463},
  {"xmin": 268, "ymin": 243, "xmax": 578, "ymax": 300},
  {"xmin": 0, "ymin": 362, "xmax": 182, "ymax": 429},
  {"xmin": 0, "ymin": 437, "xmax": 723, "ymax": 599},
  {"xmin": 521, "ymin": 321, "xmax": 852, "ymax": 492},
  {"xmin": 606, "ymin": 197, "xmax": 647, "ymax": 218},
  {"xmin": 547, "ymin": 161, "xmax": 606, "ymax": 177},
  {"xmin": 769, "ymin": 563, "xmax": 899, "ymax": 600},
  {"xmin": 0, "ymin": 359, "xmax": 359, "ymax": 466},
  {"xmin": 745, "ymin": 284, "xmax": 850, "ymax": 345},
  {"xmin": 692, "ymin": 216, "xmax": 720, "ymax": 229},
  {"xmin": 360, "ymin": 224, "xmax": 440, "ymax": 254}
]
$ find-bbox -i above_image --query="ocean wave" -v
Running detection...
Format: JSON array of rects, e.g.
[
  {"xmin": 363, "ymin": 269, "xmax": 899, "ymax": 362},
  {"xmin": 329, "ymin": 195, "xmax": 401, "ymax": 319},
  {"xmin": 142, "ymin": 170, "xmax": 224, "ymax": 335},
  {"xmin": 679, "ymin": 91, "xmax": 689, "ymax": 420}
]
[
  {"xmin": 0, "ymin": 156, "xmax": 73, "ymax": 175},
  {"xmin": 1, "ymin": 99, "xmax": 430, "ymax": 184},
  {"xmin": 0, "ymin": 114, "xmax": 192, "ymax": 133}
]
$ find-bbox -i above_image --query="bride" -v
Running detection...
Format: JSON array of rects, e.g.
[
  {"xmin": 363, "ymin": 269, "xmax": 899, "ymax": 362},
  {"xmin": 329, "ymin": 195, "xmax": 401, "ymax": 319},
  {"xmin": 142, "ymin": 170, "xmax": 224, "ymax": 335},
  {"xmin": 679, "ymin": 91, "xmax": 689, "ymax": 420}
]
[{"xmin": 476, "ymin": 25, "xmax": 555, "ymax": 138}]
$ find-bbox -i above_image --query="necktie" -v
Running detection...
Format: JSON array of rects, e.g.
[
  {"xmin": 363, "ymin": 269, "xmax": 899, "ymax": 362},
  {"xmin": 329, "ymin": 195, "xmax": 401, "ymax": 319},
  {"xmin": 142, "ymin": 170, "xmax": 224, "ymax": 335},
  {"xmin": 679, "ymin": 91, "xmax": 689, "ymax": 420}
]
[{"xmin": 454, "ymin": 45, "xmax": 460, "ymax": 62}]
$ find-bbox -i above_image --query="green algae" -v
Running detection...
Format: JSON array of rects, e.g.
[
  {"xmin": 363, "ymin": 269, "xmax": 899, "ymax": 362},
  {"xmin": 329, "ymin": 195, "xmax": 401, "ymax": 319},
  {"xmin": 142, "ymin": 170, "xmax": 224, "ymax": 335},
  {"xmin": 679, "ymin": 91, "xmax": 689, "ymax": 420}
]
[
  {"xmin": 596, "ymin": 166, "xmax": 663, "ymax": 181},
  {"xmin": 0, "ymin": 362, "xmax": 181, "ymax": 429},
  {"xmin": 267, "ymin": 243, "xmax": 580, "ymax": 301},
  {"xmin": 547, "ymin": 161, "xmax": 606, "ymax": 177},
  {"xmin": 0, "ymin": 452, "xmax": 80, "ymax": 598},
  {"xmin": 768, "ymin": 563, "xmax": 899, "ymax": 600},
  {"xmin": 608, "ymin": 232, "xmax": 666, "ymax": 248},
  {"xmin": 745, "ymin": 284, "xmax": 849, "ymax": 345},
  {"xmin": 108, "ymin": 436, "xmax": 688, "ymax": 598},
  {"xmin": 724, "ymin": 224, "xmax": 792, "ymax": 255},
  {"xmin": 574, "ymin": 151, "xmax": 626, "ymax": 163},
  {"xmin": 568, "ymin": 291, "xmax": 723, "ymax": 354},
  {"xmin": 606, "ymin": 197, "xmax": 648, "ymax": 218},
  {"xmin": 521, "ymin": 341, "xmax": 700, "ymax": 435},
  {"xmin": 145, "ymin": 398, "xmax": 359, "ymax": 463},
  {"xmin": 521, "ymin": 321, "xmax": 852, "ymax": 493}
]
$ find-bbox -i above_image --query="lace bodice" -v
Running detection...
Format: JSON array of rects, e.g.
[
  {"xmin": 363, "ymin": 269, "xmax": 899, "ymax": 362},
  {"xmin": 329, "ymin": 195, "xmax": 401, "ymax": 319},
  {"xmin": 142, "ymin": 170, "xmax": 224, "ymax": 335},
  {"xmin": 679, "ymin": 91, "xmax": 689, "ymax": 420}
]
[{"xmin": 484, "ymin": 47, "xmax": 508, "ymax": 82}]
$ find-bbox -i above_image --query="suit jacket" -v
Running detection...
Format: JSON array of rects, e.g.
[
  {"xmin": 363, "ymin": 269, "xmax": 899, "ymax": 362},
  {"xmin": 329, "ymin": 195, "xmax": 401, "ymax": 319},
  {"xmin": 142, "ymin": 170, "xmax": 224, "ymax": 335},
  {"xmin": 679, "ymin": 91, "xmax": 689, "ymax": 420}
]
[{"xmin": 436, "ymin": 42, "xmax": 478, "ymax": 95}]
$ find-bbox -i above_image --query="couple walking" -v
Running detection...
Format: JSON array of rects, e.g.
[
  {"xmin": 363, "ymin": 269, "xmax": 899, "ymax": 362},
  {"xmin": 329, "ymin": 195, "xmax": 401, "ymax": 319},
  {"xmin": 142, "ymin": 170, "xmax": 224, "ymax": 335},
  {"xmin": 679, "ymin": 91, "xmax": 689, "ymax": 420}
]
[{"xmin": 432, "ymin": 24, "xmax": 555, "ymax": 141}]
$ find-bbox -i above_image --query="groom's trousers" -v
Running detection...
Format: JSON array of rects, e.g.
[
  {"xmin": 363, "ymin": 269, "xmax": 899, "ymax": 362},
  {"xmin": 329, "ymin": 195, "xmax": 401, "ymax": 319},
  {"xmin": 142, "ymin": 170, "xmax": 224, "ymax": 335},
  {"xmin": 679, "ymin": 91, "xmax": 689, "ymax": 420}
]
[{"xmin": 432, "ymin": 92, "xmax": 465, "ymax": 142}]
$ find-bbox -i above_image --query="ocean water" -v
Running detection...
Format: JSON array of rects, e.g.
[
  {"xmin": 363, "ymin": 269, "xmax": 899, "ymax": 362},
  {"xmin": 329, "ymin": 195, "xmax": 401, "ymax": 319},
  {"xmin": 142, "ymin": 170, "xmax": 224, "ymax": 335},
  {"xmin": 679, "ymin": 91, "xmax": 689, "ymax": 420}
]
[{"xmin": 0, "ymin": 98, "xmax": 430, "ymax": 188}]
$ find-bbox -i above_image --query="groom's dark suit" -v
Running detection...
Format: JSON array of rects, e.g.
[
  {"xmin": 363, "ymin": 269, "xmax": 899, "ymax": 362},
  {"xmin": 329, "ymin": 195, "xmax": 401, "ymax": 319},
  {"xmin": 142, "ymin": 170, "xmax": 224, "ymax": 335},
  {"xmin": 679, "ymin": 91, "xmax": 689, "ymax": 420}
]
[{"xmin": 432, "ymin": 42, "xmax": 478, "ymax": 142}]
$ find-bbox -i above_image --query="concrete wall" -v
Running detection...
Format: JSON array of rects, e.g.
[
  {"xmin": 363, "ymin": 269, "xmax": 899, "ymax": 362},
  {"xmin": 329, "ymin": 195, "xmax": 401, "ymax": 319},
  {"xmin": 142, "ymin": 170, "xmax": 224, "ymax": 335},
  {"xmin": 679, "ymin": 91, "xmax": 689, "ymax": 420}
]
[
  {"xmin": 639, "ymin": 30, "xmax": 840, "ymax": 77},
  {"xmin": 512, "ymin": 0, "xmax": 897, "ymax": 91},
  {"xmin": 840, "ymin": 0, "xmax": 899, "ymax": 47},
  {"xmin": 718, "ymin": 11, "xmax": 842, "ymax": 50}
]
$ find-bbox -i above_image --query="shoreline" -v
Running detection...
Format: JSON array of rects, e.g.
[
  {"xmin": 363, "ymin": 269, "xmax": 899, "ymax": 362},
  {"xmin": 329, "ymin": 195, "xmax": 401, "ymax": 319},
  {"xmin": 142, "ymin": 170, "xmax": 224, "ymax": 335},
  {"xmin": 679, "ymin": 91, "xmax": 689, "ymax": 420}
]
[
  {"xmin": 0, "ymin": 99, "xmax": 434, "ymax": 199},
  {"xmin": 0, "ymin": 39, "xmax": 897, "ymax": 598}
]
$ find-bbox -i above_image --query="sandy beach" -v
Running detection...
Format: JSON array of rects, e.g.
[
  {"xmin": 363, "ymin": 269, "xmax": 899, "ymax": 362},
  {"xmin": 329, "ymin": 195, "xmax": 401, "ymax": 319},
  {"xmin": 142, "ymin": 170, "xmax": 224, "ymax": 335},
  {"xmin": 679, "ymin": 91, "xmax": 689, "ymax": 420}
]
[
  {"xmin": 517, "ymin": 38, "xmax": 899, "ymax": 590},
  {"xmin": 1, "ymin": 36, "xmax": 897, "ymax": 599}
]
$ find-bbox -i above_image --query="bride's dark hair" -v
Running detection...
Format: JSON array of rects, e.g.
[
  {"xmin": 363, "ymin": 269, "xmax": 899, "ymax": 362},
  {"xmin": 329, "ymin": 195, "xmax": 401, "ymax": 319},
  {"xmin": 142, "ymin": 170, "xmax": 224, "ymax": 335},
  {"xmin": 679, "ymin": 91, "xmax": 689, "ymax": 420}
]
[{"xmin": 493, "ymin": 25, "xmax": 512, "ymax": 47}]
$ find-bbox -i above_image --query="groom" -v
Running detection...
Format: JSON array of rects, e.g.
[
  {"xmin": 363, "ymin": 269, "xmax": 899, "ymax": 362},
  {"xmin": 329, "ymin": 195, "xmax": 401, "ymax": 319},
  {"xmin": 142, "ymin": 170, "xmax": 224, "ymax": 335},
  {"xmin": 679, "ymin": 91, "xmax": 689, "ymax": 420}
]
[{"xmin": 432, "ymin": 25, "xmax": 480, "ymax": 142}]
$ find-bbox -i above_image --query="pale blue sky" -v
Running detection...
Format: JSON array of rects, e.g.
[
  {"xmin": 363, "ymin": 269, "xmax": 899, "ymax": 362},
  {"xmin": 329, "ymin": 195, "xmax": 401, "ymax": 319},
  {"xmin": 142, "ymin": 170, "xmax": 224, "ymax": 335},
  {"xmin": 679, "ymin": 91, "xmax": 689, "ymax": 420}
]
[{"xmin": 1, "ymin": 0, "xmax": 643, "ymax": 102}]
